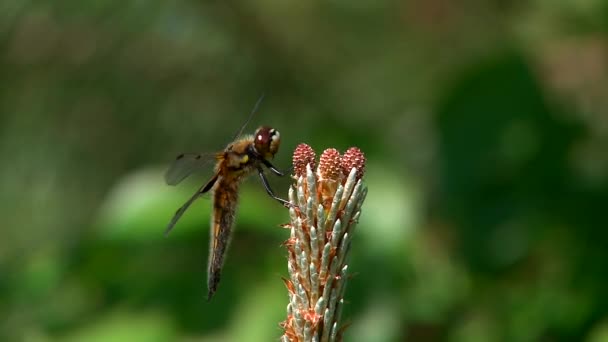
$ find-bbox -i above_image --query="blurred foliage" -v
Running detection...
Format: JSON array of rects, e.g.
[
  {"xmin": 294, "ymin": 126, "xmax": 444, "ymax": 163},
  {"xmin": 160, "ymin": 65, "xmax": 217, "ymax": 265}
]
[{"xmin": 1, "ymin": 0, "xmax": 608, "ymax": 341}]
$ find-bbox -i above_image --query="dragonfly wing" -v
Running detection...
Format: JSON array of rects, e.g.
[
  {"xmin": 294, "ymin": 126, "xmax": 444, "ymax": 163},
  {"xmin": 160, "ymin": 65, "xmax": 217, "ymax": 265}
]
[
  {"xmin": 164, "ymin": 173, "xmax": 220, "ymax": 236},
  {"xmin": 165, "ymin": 153, "xmax": 216, "ymax": 186}
]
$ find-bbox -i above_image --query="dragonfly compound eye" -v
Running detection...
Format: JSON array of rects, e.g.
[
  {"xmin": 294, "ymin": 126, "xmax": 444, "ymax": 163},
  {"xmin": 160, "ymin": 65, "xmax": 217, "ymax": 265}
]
[{"xmin": 254, "ymin": 126, "xmax": 281, "ymax": 159}]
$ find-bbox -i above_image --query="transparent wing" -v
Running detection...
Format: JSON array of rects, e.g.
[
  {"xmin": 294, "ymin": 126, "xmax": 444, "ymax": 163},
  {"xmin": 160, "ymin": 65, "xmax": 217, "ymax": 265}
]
[
  {"xmin": 164, "ymin": 173, "xmax": 219, "ymax": 236},
  {"xmin": 231, "ymin": 93, "xmax": 265, "ymax": 141},
  {"xmin": 164, "ymin": 152, "xmax": 218, "ymax": 186}
]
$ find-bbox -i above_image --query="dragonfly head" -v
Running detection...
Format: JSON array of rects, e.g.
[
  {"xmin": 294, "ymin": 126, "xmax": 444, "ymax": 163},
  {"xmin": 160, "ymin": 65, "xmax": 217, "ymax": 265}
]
[{"xmin": 254, "ymin": 126, "xmax": 280, "ymax": 160}]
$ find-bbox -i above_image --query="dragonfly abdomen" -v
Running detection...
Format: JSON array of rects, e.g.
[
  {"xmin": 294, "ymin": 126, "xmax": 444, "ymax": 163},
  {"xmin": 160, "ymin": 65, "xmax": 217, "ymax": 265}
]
[{"xmin": 207, "ymin": 176, "xmax": 240, "ymax": 300}]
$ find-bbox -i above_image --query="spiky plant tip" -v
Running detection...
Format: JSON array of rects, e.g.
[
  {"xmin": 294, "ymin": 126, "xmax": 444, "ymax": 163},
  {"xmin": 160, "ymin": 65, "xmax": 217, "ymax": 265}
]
[
  {"xmin": 318, "ymin": 148, "xmax": 343, "ymax": 182},
  {"xmin": 293, "ymin": 143, "xmax": 317, "ymax": 179},
  {"xmin": 281, "ymin": 144, "xmax": 367, "ymax": 342},
  {"xmin": 341, "ymin": 147, "xmax": 366, "ymax": 181}
]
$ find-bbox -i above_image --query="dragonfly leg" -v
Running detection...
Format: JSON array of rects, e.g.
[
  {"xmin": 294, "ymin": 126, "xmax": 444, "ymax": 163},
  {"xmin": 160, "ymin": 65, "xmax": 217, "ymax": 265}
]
[
  {"xmin": 257, "ymin": 167, "xmax": 293, "ymax": 207},
  {"xmin": 262, "ymin": 159, "xmax": 293, "ymax": 177}
]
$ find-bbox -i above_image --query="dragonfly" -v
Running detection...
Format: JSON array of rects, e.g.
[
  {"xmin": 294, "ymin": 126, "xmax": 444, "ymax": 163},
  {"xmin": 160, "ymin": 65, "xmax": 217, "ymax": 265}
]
[{"xmin": 164, "ymin": 95, "xmax": 290, "ymax": 300}]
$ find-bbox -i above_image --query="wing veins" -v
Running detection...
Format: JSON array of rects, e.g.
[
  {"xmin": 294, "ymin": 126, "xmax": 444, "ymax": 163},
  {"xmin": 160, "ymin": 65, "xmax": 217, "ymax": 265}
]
[
  {"xmin": 164, "ymin": 173, "xmax": 220, "ymax": 236},
  {"xmin": 231, "ymin": 93, "xmax": 265, "ymax": 142},
  {"xmin": 164, "ymin": 152, "xmax": 218, "ymax": 186}
]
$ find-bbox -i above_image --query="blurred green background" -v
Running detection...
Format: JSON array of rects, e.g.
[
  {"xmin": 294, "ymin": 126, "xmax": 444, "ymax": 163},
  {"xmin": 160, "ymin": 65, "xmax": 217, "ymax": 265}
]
[{"xmin": 2, "ymin": 1, "xmax": 608, "ymax": 341}]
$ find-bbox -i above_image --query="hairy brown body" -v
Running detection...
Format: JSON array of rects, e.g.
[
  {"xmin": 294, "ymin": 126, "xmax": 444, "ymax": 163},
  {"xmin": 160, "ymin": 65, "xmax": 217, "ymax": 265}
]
[
  {"xmin": 207, "ymin": 138, "xmax": 257, "ymax": 299},
  {"xmin": 165, "ymin": 125, "xmax": 287, "ymax": 300}
]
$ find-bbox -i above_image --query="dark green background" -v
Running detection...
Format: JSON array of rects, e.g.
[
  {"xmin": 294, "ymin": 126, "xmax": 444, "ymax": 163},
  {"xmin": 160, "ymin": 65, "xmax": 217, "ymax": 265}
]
[{"xmin": 2, "ymin": 1, "xmax": 607, "ymax": 341}]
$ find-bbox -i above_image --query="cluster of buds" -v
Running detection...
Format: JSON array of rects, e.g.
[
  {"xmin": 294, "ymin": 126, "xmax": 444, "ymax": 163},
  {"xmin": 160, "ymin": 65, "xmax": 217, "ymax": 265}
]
[{"xmin": 281, "ymin": 144, "xmax": 367, "ymax": 342}]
